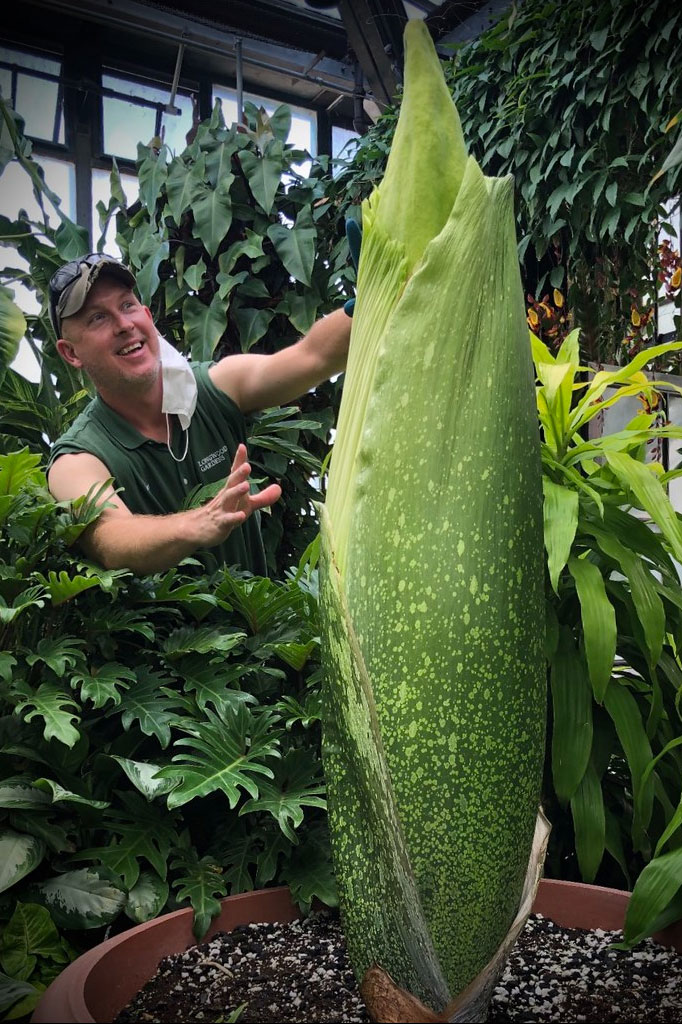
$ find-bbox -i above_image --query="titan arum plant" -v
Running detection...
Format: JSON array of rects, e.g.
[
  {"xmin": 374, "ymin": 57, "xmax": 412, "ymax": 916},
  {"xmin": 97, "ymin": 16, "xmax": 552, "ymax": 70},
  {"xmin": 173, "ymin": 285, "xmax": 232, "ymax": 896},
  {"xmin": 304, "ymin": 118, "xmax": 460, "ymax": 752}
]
[{"xmin": 319, "ymin": 19, "xmax": 546, "ymax": 1020}]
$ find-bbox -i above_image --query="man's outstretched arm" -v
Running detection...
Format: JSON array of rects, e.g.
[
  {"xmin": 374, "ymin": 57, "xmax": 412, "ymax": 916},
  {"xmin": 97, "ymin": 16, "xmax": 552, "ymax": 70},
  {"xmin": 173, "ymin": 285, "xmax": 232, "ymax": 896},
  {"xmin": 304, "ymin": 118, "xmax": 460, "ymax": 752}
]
[
  {"xmin": 47, "ymin": 446, "xmax": 280, "ymax": 573},
  {"xmin": 209, "ymin": 307, "xmax": 352, "ymax": 413}
]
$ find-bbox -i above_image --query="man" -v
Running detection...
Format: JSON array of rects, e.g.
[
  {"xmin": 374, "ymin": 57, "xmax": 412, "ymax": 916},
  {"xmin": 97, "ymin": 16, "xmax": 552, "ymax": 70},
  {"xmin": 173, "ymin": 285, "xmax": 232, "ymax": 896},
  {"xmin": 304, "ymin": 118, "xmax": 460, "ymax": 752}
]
[{"xmin": 47, "ymin": 253, "xmax": 352, "ymax": 575}]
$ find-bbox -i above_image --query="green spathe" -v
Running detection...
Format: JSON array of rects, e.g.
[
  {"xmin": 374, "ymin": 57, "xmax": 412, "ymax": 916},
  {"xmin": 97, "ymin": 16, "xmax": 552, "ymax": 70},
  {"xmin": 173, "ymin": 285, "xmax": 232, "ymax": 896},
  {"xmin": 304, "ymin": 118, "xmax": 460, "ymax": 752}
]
[{"xmin": 321, "ymin": 19, "xmax": 545, "ymax": 1009}]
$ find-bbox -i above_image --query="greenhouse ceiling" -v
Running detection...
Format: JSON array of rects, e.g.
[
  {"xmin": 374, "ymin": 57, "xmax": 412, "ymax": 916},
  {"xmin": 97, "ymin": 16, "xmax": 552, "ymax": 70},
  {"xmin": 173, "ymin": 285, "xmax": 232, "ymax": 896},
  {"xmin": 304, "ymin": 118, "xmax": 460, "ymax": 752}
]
[{"xmin": 2, "ymin": 0, "xmax": 503, "ymax": 128}]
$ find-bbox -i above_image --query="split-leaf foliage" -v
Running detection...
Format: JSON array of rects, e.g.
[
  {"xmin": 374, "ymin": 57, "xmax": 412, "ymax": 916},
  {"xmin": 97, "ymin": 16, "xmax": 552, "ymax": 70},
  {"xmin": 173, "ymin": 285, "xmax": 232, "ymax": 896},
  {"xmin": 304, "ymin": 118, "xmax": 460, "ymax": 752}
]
[{"xmin": 0, "ymin": 449, "xmax": 331, "ymax": 1017}]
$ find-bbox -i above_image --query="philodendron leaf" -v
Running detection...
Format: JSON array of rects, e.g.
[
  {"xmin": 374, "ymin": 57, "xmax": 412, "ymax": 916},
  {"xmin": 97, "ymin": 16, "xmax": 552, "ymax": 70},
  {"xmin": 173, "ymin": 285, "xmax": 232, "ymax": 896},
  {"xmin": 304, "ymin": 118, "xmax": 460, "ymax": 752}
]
[
  {"xmin": 267, "ymin": 206, "xmax": 316, "ymax": 286},
  {"xmin": 171, "ymin": 850, "xmax": 228, "ymax": 940},
  {"xmin": 239, "ymin": 748, "xmax": 326, "ymax": 843},
  {"xmin": 116, "ymin": 669, "xmax": 182, "ymax": 748},
  {"xmin": 157, "ymin": 705, "xmax": 281, "ymax": 810},
  {"xmin": 207, "ymin": 819, "xmax": 256, "ymax": 894},
  {"xmin": 137, "ymin": 144, "xmax": 168, "ymax": 219},
  {"xmin": 218, "ymin": 230, "xmax": 264, "ymax": 275},
  {"xmin": 192, "ymin": 178, "xmax": 234, "ymax": 257},
  {"xmin": 0, "ymin": 288, "xmax": 26, "ymax": 384},
  {"xmin": 232, "ymin": 305, "xmax": 275, "ymax": 352},
  {"xmin": 54, "ymin": 212, "xmax": 89, "ymax": 260},
  {"xmin": 166, "ymin": 154, "xmax": 205, "ymax": 224},
  {"xmin": 125, "ymin": 870, "xmax": 169, "ymax": 924},
  {"xmin": 0, "ymin": 829, "xmax": 46, "ymax": 894},
  {"xmin": 33, "ymin": 570, "xmax": 100, "ymax": 605},
  {"xmin": 238, "ymin": 141, "xmax": 283, "ymax": 214},
  {"xmin": 183, "ymin": 293, "xmax": 228, "ymax": 362},
  {"xmin": 28, "ymin": 867, "xmax": 126, "ymax": 930},
  {"xmin": 17, "ymin": 683, "xmax": 81, "ymax": 748},
  {"xmin": 71, "ymin": 662, "xmax": 136, "ymax": 709},
  {"xmin": 24, "ymin": 636, "xmax": 85, "ymax": 676},
  {"xmin": 283, "ymin": 831, "xmax": 337, "ymax": 912},
  {"xmin": 162, "ymin": 626, "xmax": 246, "ymax": 658},
  {"xmin": 135, "ymin": 237, "xmax": 169, "ymax": 306},
  {"xmin": 177, "ymin": 659, "xmax": 255, "ymax": 718},
  {"xmin": 0, "ymin": 653, "xmax": 16, "ymax": 683}
]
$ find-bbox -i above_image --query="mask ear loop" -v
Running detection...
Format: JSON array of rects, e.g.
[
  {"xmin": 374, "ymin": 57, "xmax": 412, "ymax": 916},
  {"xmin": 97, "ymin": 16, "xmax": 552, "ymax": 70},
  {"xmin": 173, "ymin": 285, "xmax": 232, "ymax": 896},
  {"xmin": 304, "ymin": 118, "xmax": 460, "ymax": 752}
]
[{"xmin": 165, "ymin": 413, "xmax": 190, "ymax": 462}]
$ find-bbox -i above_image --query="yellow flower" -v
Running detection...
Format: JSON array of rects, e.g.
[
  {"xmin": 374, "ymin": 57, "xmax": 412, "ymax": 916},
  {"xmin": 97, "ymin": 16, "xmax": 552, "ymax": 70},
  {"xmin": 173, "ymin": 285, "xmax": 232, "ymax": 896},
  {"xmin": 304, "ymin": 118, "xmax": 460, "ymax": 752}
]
[
  {"xmin": 553, "ymin": 288, "xmax": 564, "ymax": 308},
  {"xmin": 528, "ymin": 308, "xmax": 539, "ymax": 327},
  {"xmin": 631, "ymin": 307, "xmax": 641, "ymax": 327},
  {"xmin": 672, "ymin": 266, "xmax": 682, "ymax": 289}
]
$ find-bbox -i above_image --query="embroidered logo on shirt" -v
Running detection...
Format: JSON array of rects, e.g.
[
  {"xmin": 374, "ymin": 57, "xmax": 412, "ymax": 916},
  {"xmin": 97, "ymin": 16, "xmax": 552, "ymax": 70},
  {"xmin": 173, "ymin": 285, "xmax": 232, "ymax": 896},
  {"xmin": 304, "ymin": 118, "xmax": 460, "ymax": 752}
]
[{"xmin": 198, "ymin": 445, "xmax": 229, "ymax": 474}]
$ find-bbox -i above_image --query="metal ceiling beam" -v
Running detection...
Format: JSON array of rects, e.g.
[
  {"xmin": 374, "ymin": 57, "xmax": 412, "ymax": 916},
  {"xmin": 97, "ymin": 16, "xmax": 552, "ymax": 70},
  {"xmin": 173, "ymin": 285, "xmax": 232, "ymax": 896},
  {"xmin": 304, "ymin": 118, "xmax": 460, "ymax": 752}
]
[
  {"xmin": 336, "ymin": 0, "xmax": 408, "ymax": 109},
  {"xmin": 25, "ymin": 0, "xmax": 357, "ymax": 97}
]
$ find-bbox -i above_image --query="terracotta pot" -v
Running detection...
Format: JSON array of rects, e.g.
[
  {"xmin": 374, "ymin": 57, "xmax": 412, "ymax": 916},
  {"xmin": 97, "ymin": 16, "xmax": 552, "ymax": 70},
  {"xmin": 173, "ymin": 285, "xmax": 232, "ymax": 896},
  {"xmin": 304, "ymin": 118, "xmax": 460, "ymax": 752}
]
[{"xmin": 31, "ymin": 879, "xmax": 682, "ymax": 1024}]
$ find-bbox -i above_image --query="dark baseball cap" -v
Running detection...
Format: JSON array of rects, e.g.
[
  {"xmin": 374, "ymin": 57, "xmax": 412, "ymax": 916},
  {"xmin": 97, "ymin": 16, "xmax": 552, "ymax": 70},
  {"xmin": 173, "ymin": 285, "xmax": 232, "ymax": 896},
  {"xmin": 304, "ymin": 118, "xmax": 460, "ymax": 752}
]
[{"xmin": 48, "ymin": 253, "xmax": 136, "ymax": 337}]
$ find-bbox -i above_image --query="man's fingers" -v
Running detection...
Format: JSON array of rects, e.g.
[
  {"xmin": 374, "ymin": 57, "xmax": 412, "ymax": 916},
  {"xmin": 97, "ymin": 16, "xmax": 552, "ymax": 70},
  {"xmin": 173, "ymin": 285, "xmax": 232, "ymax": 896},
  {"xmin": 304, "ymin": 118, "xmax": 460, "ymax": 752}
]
[
  {"xmin": 249, "ymin": 483, "xmax": 282, "ymax": 511},
  {"xmin": 230, "ymin": 443, "xmax": 248, "ymax": 472}
]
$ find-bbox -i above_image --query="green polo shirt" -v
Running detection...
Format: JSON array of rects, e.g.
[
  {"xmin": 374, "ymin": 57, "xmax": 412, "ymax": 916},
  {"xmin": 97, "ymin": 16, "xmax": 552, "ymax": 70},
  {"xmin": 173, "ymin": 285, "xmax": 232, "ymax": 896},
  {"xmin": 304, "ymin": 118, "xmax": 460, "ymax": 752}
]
[{"xmin": 48, "ymin": 362, "xmax": 267, "ymax": 576}]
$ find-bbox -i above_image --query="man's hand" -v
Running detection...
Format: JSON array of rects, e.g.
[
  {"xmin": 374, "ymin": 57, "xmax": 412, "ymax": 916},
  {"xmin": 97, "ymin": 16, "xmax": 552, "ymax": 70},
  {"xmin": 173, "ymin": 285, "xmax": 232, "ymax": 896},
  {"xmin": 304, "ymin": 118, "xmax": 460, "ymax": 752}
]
[
  {"xmin": 190, "ymin": 443, "xmax": 281, "ymax": 548},
  {"xmin": 47, "ymin": 446, "xmax": 281, "ymax": 574}
]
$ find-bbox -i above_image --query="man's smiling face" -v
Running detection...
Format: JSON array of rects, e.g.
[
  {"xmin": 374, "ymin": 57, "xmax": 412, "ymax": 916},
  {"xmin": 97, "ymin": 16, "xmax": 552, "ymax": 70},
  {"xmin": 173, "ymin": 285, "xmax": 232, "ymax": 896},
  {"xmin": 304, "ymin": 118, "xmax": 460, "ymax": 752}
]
[{"xmin": 56, "ymin": 276, "xmax": 161, "ymax": 395}]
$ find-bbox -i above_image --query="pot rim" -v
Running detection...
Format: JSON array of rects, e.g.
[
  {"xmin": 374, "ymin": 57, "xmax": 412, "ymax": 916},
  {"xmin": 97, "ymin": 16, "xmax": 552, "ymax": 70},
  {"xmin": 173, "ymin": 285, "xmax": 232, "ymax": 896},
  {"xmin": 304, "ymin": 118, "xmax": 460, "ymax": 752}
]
[{"xmin": 30, "ymin": 878, "xmax": 682, "ymax": 1024}]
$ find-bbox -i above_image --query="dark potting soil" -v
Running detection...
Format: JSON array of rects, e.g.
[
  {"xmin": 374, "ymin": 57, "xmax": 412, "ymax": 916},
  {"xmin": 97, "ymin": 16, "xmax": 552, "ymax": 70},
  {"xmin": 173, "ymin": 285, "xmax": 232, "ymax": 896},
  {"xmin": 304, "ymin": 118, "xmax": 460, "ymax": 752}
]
[{"xmin": 114, "ymin": 911, "xmax": 682, "ymax": 1024}]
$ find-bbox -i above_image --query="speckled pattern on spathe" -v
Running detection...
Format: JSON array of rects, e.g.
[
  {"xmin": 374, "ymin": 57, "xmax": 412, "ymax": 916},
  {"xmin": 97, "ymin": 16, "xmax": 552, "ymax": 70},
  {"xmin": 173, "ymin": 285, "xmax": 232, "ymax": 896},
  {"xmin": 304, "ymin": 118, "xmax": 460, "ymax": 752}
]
[{"xmin": 113, "ymin": 911, "xmax": 682, "ymax": 1023}]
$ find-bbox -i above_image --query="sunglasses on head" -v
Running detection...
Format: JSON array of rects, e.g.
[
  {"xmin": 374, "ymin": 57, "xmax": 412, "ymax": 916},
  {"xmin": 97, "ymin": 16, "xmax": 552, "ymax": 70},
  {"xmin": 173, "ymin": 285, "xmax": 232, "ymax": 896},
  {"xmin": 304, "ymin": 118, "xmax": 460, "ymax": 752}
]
[{"xmin": 48, "ymin": 253, "xmax": 125, "ymax": 335}]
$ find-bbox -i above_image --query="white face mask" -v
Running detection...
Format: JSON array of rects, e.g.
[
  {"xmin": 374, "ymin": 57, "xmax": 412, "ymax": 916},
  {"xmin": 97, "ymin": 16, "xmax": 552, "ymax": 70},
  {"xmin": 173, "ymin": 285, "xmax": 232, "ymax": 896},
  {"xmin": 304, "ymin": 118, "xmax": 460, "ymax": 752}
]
[{"xmin": 158, "ymin": 334, "xmax": 198, "ymax": 431}]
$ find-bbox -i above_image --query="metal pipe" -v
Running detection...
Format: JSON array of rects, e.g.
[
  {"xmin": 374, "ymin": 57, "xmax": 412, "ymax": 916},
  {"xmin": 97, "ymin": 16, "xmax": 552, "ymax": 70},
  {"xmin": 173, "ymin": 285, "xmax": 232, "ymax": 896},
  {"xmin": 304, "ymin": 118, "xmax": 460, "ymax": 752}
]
[
  {"xmin": 165, "ymin": 41, "xmax": 185, "ymax": 114},
  {"xmin": 235, "ymin": 38, "xmax": 243, "ymax": 123}
]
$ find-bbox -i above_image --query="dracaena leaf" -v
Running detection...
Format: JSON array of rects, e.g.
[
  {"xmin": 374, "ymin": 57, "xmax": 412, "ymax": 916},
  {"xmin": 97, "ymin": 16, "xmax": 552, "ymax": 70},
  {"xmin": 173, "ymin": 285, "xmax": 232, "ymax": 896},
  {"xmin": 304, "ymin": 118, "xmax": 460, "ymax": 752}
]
[
  {"xmin": 570, "ymin": 758, "xmax": 605, "ymax": 883},
  {"xmin": 550, "ymin": 629, "xmax": 593, "ymax": 803}
]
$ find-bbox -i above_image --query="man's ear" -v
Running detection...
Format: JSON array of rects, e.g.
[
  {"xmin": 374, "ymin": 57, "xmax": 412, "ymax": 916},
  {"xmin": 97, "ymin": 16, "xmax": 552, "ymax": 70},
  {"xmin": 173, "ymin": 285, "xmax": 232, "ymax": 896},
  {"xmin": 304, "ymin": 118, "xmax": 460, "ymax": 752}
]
[{"xmin": 56, "ymin": 338, "xmax": 83, "ymax": 368}]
